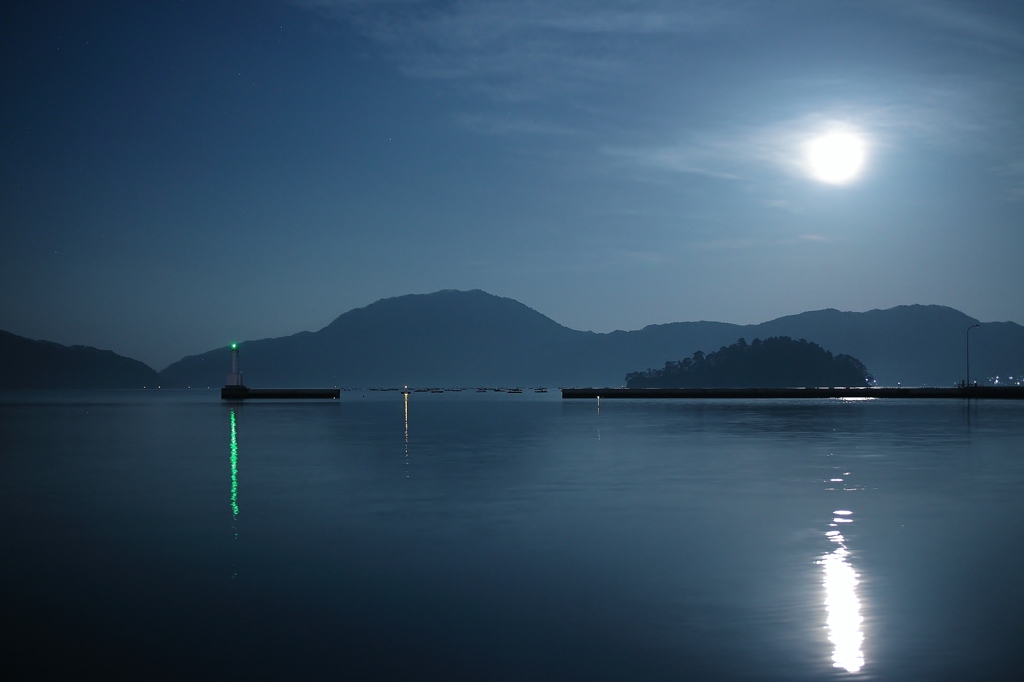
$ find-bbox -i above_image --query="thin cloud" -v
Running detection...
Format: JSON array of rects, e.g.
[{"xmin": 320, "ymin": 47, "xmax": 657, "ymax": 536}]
[
  {"xmin": 293, "ymin": 0, "xmax": 1024, "ymax": 192},
  {"xmin": 455, "ymin": 113, "xmax": 581, "ymax": 137},
  {"xmin": 605, "ymin": 97, "xmax": 999, "ymax": 184},
  {"xmin": 674, "ymin": 234, "xmax": 839, "ymax": 253},
  {"xmin": 295, "ymin": 1, "xmax": 1023, "ymax": 96},
  {"xmin": 605, "ymin": 116, "xmax": 844, "ymax": 182},
  {"xmin": 295, "ymin": 0, "xmax": 746, "ymax": 97},
  {"xmin": 891, "ymin": 0, "xmax": 1024, "ymax": 50}
]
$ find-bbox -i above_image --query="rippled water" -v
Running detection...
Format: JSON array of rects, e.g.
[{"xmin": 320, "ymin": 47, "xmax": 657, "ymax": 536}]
[{"xmin": 2, "ymin": 391, "xmax": 1022, "ymax": 680}]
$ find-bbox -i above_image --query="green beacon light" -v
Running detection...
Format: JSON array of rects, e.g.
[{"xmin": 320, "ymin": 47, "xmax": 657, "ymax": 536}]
[{"xmin": 231, "ymin": 343, "xmax": 238, "ymax": 350}]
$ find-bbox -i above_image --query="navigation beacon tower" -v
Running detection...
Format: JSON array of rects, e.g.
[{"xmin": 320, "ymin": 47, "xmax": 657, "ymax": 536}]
[{"xmin": 226, "ymin": 343, "xmax": 243, "ymax": 387}]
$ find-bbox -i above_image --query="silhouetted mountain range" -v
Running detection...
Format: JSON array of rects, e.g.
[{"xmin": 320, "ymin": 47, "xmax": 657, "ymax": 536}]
[
  {"xmin": 0, "ymin": 330, "xmax": 160, "ymax": 389},
  {"xmin": 3, "ymin": 290, "xmax": 1021, "ymax": 388},
  {"xmin": 156, "ymin": 289, "xmax": 1024, "ymax": 388}
]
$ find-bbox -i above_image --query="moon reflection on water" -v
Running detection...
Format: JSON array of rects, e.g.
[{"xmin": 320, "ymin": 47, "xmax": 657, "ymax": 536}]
[{"xmin": 820, "ymin": 509, "xmax": 865, "ymax": 673}]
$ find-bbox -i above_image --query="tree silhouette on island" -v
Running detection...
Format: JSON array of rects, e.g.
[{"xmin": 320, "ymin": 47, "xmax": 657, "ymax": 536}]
[{"xmin": 625, "ymin": 337, "xmax": 872, "ymax": 389}]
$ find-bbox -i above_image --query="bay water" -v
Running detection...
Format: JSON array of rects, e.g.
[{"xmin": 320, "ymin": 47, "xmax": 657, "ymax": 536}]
[{"xmin": 2, "ymin": 390, "xmax": 1022, "ymax": 680}]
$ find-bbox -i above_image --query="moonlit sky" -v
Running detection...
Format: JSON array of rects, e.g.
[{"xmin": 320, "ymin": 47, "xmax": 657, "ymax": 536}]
[{"xmin": 3, "ymin": 1, "xmax": 1024, "ymax": 369}]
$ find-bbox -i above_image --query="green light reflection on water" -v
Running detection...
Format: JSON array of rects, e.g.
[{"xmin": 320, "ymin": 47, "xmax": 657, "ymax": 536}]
[{"xmin": 230, "ymin": 409, "xmax": 239, "ymax": 520}]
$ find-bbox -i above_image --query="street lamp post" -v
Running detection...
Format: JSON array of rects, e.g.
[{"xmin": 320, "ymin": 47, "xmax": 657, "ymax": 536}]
[{"xmin": 966, "ymin": 324, "xmax": 980, "ymax": 388}]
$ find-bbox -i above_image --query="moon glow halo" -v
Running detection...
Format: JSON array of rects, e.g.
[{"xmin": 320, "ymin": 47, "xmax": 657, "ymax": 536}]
[{"xmin": 807, "ymin": 132, "xmax": 866, "ymax": 184}]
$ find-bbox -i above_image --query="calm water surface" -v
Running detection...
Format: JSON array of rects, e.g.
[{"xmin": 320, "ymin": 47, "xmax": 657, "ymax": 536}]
[{"xmin": 2, "ymin": 391, "xmax": 1022, "ymax": 680}]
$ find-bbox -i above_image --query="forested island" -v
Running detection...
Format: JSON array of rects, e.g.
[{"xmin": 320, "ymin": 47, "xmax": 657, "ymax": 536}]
[{"xmin": 625, "ymin": 336, "xmax": 872, "ymax": 388}]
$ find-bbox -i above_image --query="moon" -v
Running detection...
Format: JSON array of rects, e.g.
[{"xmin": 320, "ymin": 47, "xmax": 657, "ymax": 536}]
[{"xmin": 807, "ymin": 132, "xmax": 866, "ymax": 184}]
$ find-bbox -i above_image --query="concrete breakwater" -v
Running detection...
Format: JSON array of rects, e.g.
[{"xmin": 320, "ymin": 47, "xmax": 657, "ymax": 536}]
[
  {"xmin": 561, "ymin": 386, "xmax": 1024, "ymax": 400},
  {"xmin": 221, "ymin": 386, "xmax": 340, "ymax": 400}
]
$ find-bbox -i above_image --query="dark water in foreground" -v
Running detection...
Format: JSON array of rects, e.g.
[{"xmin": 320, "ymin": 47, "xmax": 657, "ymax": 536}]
[{"xmin": 2, "ymin": 391, "xmax": 1023, "ymax": 680}]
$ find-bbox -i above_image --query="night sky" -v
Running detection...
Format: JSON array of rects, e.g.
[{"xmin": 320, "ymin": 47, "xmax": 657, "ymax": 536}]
[{"xmin": 3, "ymin": 0, "xmax": 1023, "ymax": 370}]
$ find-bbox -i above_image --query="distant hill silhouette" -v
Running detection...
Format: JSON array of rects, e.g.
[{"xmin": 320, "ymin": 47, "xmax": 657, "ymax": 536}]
[
  {"xmin": 0, "ymin": 330, "xmax": 160, "ymax": 389},
  {"xmin": 158, "ymin": 290, "xmax": 1024, "ymax": 388},
  {"xmin": 160, "ymin": 290, "xmax": 581, "ymax": 388},
  {"xmin": 626, "ymin": 337, "xmax": 871, "ymax": 388}
]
